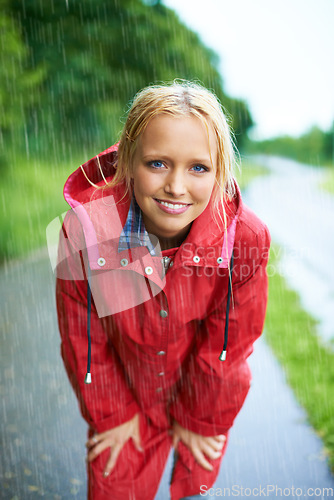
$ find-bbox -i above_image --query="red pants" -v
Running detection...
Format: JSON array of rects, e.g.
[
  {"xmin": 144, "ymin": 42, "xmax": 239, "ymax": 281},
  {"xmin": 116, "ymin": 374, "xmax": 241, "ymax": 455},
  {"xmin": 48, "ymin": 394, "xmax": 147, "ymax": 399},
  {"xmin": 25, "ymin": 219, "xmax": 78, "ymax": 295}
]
[{"xmin": 87, "ymin": 415, "xmax": 228, "ymax": 500}]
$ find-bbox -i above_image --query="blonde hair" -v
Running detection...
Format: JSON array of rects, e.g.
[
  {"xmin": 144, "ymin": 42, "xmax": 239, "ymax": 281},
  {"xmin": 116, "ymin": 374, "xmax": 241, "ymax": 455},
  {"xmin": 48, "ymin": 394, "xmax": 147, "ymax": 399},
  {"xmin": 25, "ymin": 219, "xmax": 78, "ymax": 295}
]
[{"xmin": 112, "ymin": 80, "xmax": 238, "ymax": 217}]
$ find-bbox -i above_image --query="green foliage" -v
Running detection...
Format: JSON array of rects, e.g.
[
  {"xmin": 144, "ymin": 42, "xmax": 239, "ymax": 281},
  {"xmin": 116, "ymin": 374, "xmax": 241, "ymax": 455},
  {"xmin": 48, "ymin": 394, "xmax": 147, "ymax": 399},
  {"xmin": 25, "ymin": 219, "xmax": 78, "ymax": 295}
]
[
  {"xmin": 319, "ymin": 166, "xmax": 334, "ymax": 195},
  {"xmin": 235, "ymin": 158, "xmax": 270, "ymax": 191},
  {"xmin": 2, "ymin": 0, "xmax": 253, "ymax": 162},
  {"xmin": 247, "ymin": 124, "xmax": 334, "ymax": 167},
  {"xmin": 0, "ymin": 152, "xmax": 76, "ymax": 261},
  {"xmin": 265, "ymin": 246, "xmax": 334, "ymax": 471},
  {"xmin": 0, "ymin": 1, "xmax": 45, "ymax": 142}
]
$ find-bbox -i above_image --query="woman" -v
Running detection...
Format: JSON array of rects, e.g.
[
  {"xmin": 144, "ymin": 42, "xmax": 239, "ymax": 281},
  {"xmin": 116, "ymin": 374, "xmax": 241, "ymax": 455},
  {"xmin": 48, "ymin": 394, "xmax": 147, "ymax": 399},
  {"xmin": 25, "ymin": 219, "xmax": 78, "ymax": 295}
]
[{"xmin": 56, "ymin": 81, "xmax": 270, "ymax": 499}]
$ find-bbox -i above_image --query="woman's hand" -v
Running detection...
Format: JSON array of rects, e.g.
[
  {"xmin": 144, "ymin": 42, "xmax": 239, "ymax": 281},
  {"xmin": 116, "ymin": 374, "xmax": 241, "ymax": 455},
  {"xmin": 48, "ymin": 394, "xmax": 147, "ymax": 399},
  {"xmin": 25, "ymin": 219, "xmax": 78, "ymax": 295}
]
[
  {"xmin": 86, "ymin": 413, "xmax": 142, "ymax": 477},
  {"xmin": 172, "ymin": 420, "xmax": 226, "ymax": 471}
]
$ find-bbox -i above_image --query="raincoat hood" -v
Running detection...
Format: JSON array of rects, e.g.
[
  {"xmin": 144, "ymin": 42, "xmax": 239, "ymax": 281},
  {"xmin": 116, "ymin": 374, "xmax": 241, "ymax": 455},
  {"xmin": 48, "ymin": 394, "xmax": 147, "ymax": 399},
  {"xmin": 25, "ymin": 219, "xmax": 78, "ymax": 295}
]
[{"xmin": 63, "ymin": 143, "xmax": 242, "ymax": 269}]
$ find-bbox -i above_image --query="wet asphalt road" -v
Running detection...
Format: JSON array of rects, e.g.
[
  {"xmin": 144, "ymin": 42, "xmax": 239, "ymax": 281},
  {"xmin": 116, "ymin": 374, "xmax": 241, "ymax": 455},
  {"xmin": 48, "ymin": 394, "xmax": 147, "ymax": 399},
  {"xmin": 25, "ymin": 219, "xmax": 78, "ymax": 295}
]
[
  {"xmin": 1, "ymin": 251, "xmax": 87, "ymax": 499},
  {"xmin": 244, "ymin": 155, "xmax": 334, "ymax": 344},
  {"xmin": 1, "ymin": 252, "xmax": 333, "ymax": 498}
]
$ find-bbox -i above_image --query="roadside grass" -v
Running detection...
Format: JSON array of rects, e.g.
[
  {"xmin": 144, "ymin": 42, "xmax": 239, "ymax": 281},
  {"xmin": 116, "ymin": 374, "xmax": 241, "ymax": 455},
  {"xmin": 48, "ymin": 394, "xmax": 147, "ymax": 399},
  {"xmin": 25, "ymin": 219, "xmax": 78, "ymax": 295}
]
[
  {"xmin": 0, "ymin": 154, "xmax": 78, "ymax": 262},
  {"xmin": 265, "ymin": 246, "xmax": 334, "ymax": 471},
  {"xmin": 236, "ymin": 157, "xmax": 270, "ymax": 191},
  {"xmin": 319, "ymin": 166, "xmax": 334, "ymax": 195}
]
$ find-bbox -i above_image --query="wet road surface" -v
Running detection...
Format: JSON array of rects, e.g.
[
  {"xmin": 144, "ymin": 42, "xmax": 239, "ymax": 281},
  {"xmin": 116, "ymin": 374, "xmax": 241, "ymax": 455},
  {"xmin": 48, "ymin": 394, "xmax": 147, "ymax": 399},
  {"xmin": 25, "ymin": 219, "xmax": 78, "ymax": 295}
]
[{"xmin": 244, "ymin": 155, "xmax": 334, "ymax": 345}]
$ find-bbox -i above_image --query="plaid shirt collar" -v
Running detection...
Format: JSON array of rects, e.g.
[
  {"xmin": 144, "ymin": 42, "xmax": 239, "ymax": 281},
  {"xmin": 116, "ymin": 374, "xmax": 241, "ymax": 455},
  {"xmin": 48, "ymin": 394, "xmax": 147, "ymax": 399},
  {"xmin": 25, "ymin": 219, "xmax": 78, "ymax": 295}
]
[{"xmin": 118, "ymin": 196, "xmax": 158, "ymax": 256}]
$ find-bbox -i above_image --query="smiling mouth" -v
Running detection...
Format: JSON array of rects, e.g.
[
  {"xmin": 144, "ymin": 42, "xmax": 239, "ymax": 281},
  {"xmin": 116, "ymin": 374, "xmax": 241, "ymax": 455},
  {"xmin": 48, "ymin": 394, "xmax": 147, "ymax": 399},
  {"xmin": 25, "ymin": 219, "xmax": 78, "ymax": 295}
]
[{"xmin": 154, "ymin": 199, "xmax": 191, "ymax": 209}]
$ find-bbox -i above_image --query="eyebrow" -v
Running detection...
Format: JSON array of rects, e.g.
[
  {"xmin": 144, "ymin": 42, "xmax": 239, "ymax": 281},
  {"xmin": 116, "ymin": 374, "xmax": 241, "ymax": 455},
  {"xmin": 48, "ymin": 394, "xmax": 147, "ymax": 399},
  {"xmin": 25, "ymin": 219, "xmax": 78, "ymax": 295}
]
[{"xmin": 141, "ymin": 154, "xmax": 212, "ymax": 164}]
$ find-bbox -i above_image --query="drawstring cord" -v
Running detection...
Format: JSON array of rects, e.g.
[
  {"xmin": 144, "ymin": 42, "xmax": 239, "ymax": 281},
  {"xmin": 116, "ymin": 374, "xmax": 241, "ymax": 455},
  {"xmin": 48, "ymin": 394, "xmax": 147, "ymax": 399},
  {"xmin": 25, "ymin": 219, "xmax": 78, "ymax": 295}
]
[
  {"xmin": 219, "ymin": 250, "xmax": 234, "ymax": 362},
  {"xmin": 84, "ymin": 268, "xmax": 92, "ymax": 384},
  {"xmin": 84, "ymin": 250, "xmax": 234, "ymax": 383}
]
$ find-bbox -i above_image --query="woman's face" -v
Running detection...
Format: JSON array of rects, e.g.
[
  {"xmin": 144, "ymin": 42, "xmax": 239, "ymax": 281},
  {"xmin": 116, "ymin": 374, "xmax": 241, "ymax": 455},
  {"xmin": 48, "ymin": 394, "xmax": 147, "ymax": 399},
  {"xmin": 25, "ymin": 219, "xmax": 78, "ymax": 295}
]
[{"xmin": 131, "ymin": 114, "xmax": 217, "ymax": 246}]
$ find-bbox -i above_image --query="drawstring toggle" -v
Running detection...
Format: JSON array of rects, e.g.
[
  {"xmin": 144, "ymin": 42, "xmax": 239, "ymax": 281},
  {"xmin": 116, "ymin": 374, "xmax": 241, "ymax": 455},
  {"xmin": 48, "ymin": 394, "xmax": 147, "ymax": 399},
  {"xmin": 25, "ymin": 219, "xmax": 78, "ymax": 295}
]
[{"xmin": 219, "ymin": 350, "xmax": 227, "ymax": 361}]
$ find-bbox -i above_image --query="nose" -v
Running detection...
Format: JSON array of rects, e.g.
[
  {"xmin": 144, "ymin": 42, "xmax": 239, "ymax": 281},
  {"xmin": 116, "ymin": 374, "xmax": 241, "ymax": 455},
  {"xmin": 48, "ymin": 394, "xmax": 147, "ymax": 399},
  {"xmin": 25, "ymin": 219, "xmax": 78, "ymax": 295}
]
[{"xmin": 164, "ymin": 169, "xmax": 186, "ymax": 198}]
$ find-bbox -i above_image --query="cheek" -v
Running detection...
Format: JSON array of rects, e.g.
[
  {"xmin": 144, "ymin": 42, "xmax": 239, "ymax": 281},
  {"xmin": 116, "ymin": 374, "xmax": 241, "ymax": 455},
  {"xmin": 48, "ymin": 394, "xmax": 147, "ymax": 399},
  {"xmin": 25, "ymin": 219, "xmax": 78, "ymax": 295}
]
[
  {"xmin": 193, "ymin": 178, "xmax": 216, "ymax": 203},
  {"xmin": 134, "ymin": 170, "xmax": 159, "ymax": 197}
]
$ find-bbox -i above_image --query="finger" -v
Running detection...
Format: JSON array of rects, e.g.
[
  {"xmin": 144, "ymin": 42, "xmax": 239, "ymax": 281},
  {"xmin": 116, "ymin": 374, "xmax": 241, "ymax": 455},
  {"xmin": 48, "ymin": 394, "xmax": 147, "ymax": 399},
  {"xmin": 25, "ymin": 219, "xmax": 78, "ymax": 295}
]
[
  {"xmin": 192, "ymin": 448, "xmax": 213, "ymax": 472},
  {"xmin": 86, "ymin": 434, "xmax": 100, "ymax": 449},
  {"xmin": 203, "ymin": 447, "xmax": 222, "ymax": 460},
  {"xmin": 103, "ymin": 443, "xmax": 122, "ymax": 477},
  {"xmin": 214, "ymin": 434, "xmax": 226, "ymax": 443},
  {"xmin": 201, "ymin": 442, "xmax": 222, "ymax": 461},
  {"xmin": 206, "ymin": 437, "xmax": 224, "ymax": 451},
  {"xmin": 131, "ymin": 431, "xmax": 143, "ymax": 453},
  {"xmin": 87, "ymin": 440, "xmax": 110, "ymax": 463}
]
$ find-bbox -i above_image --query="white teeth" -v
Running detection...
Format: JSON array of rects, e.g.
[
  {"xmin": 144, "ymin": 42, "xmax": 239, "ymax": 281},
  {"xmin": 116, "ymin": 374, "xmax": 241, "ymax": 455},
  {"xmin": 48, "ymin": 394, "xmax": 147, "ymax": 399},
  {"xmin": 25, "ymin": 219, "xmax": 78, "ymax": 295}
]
[{"xmin": 158, "ymin": 200, "xmax": 187, "ymax": 209}]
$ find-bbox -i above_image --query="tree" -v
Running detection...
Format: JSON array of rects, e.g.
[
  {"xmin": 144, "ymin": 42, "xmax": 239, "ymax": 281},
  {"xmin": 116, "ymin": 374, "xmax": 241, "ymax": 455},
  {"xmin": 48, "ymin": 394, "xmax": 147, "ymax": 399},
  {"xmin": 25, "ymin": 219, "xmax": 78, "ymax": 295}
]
[
  {"xmin": 0, "ymin": 0, "xmax": 45, "ymax": 157},
  {"xmin": 5, "ymin": 0, "xmax": 253, "ymax": 157}
]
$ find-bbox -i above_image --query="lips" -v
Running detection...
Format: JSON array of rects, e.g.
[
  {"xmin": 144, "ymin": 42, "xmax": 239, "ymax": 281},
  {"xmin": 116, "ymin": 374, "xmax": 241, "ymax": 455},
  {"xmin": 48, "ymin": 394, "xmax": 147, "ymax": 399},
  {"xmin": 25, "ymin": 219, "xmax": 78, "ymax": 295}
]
[
  {"xmin": 155, "ymin": 198, "xmax": 190, "ymax": 208},
  {"xmin": 154, "ymin": 198, "xmax": 191, "ymax": 214}
]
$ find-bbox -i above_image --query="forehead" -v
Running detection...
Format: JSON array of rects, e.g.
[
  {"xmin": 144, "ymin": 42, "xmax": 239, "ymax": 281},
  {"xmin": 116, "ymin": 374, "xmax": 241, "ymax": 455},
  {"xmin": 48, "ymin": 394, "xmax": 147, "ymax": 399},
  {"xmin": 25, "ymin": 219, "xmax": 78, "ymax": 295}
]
[{"xmin": 137, "ymin": 114, "xmax": 218, "ymax": 160}]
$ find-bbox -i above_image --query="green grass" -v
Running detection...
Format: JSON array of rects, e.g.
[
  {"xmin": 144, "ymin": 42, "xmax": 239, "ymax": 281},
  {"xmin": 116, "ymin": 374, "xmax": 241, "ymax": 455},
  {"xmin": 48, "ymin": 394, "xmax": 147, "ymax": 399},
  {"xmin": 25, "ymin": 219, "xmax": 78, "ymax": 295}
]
[
  {"xmin": 319, "ymin": 166, "xmax": 334, "ymax": 195},
  {"xmin": 0, "ymin": 154, "xmax": 80, "ymax": 262},
  {"xmin": 265, "ymin": 246, "xmax": 334, "ymax": 471},
  {"xmin": 236, "ymin": 157, "xmax": 270, "ymax": 191}
]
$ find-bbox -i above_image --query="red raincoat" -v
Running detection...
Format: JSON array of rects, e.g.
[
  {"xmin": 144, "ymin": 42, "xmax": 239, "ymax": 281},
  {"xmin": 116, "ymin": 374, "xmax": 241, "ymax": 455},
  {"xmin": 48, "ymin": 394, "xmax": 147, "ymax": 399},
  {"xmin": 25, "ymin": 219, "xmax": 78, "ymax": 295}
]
[{"xmin": 56, "ymin": 144, "xmax": 270, "ymax": 500}]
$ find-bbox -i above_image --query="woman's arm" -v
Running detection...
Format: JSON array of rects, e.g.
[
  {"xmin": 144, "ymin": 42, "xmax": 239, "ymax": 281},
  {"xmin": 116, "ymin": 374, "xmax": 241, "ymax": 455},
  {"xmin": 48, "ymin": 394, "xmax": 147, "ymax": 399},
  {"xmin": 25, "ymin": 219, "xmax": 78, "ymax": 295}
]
[{"xmin": 56, "ymin": 216, "xmax": 140, "ymax": 434}]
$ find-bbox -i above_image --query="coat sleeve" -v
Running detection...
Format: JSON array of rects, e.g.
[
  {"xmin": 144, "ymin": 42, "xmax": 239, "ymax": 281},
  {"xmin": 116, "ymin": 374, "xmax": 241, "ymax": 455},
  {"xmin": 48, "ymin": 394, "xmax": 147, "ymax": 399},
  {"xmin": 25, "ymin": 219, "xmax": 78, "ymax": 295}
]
[
  {"xmin": 56, "ymin": 216, "xmax": 140, "ymax": 433},
  {"xmin": 169, "ymin": 222, "xmax": 271, "ymax": 436}
]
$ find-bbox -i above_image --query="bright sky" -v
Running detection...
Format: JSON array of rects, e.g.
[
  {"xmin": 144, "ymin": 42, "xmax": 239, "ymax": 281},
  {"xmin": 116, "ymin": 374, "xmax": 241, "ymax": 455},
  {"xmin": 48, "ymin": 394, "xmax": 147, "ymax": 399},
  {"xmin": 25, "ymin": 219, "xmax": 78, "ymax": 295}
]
[{"xmin": 163, "ymin": 0, "xmax": 334, "ymax": 140}]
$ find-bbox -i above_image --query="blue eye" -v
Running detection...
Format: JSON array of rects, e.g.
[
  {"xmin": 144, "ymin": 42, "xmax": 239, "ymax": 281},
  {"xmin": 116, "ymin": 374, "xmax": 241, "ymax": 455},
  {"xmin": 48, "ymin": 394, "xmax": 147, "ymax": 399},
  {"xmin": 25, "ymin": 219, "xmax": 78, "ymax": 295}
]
[
  {"xmin": 191, "ymin": 164, "xmax": 208, "ymax": 173},
  {"xmin": 149, "ymin": 161, "xmax": 164, "ymax": 169}
]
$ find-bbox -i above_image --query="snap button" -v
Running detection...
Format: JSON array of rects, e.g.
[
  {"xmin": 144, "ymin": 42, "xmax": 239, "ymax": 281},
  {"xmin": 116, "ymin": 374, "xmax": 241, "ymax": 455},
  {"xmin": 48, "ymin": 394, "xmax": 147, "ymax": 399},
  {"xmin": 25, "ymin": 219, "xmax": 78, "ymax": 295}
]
[
  {"xmin": 145, "ymin": 266, "xmax": 153, "ymax": 275},
  {"xmin": 156, "ymin": 387, "xmax": 163, "ymax": 393},
  {"xmin": 158, "ymin": 371, "xmax": 165, "ymax": 377},
  {"xmin": 120, "ymin": 258, "xmax": 128, "ymax": 267},
  {"xmin": 97, "ymin": 257, "xmax": 106, "ymax": 267},
  {"xmin": 156, "ymin": 350, "xmax": 166, "ymax": 356},
  {"xmin": 159, "ymin": 310, "xmax": 168, "ymax": 318},
  {"xmin": 217, "ymin": 257, "xmax": 223, "ymax": 264},
  {"xmin": 193, "ymin": 255, "xmax": 200, "ymax": 263}
]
